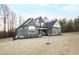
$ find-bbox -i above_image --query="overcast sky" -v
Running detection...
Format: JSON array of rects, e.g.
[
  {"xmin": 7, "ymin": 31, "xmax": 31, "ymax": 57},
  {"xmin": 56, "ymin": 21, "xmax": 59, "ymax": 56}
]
[{"xmin": 8, "ymin": 4, "xmax": 79, "ymax": 20}]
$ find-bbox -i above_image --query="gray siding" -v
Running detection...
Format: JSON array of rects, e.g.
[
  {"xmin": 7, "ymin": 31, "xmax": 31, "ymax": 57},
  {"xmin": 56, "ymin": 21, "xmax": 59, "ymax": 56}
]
[
  {"xmin": 16, "ymin": 19, "xmax": 39, "ymax": 38},
  {"xmin": 52, "ymin": 28, "xmax": 61, "ymax": 35},
  {"xmin": 24, "ymin": 26, "xmax": 28, "ymax": 36},
  {"xmin": 16, "ymin": 27, "xmax": 26, "ymax": 38},
  {"xmin": 26, "ymin": 20, "xmax": 38, "ymax": 37}
]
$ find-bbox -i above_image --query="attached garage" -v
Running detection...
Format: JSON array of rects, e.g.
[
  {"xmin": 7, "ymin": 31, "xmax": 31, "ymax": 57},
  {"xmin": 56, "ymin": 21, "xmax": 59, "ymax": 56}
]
[{"xmin": 46, "ymin": 20, "xmax": 61, "ymax": 36}]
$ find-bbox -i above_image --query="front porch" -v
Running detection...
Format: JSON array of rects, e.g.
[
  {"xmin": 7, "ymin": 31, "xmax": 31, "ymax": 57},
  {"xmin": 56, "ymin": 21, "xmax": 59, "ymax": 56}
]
[{"xmin": 38, "ymin": 27, "xmax": 48, "ymax": 36}]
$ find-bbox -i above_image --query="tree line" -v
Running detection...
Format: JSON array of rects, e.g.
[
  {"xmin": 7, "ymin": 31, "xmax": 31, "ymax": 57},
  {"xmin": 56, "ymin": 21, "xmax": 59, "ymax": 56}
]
[{"xmin": 59, "ymin": 17, "xmax": 79, "ymax": 33}]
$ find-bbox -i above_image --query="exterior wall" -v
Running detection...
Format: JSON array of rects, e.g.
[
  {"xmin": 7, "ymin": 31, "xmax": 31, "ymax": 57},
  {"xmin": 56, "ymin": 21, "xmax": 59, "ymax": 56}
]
[
  {"xmin": 16, "ymin": 27, "xmax": 26, "ymax": 38},
  {"xmin": 46, "ymin": 24, "xmax": 52, "ymax": 35},
  {"xmin": 26, "ymin": 20, "xmax": 38, "ymax": 37},
  {"xmin": 52, "ymin": 27, "xmax": 61, "ymax": 35},
  {"xmin": 16, "ymin": 19, "xmax": 39, "ymax": 38},
  {"xmin": 24, "ymin": 26, "xmax": 28, "ymax": 37},
  {"xmin": 47, "ymin": 28, "xmax": 52, "ymax": 35},
  {"xmin": 52, "ymin": 21, "xmax": 61, "ymax": 35}
]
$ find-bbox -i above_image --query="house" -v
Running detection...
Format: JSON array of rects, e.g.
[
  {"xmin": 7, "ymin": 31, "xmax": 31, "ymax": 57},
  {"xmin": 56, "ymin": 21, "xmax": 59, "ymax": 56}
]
[
  {"xmin": 15, "ymin": 17, "xmax": 61, "ymax": 39},
  {"xmin": 15, "ymin": 17, "xmax": 47, "ymax": 39},
  {"xmin": 46, "ymin": 20, "xmax": 61, "ymax": 36}
]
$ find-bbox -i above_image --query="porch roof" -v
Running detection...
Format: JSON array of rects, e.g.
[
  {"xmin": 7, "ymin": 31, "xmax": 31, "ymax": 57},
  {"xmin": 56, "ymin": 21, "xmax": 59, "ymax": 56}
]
[{"xmin": 38, "ymin": 27, "xmax": 47, "ymax": 30}]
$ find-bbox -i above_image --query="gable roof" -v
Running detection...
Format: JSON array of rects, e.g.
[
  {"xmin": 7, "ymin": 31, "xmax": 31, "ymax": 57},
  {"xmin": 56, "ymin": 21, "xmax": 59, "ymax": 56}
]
[
  {"xmin": 53, "ymin": 21, "xmax": 61, "ymax": 28},
  {"xmin": 16, "ymin": 16, "xmax": 47, "ymax": 31},
  {"xmin": 46, "ymin": 20, "xmax": 61, "ymax": 28},
  {"xmin": 46, "ymin": 20, "xmax": 57, "ymax": 27},
  {"xmin": 34, "ymin": 16, "xmax": 46, "ymax": 27},
  {"xmin": 34, "ymin": 16, "xmax": 45, "ymax": 23},
  {"xmin": 16, "ymin": 18, "xmax": 33, "ymax": 30}
]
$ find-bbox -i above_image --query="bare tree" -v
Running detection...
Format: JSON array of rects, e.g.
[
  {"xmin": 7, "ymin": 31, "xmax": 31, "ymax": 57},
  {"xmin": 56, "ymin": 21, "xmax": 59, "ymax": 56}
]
[
  {"xmin": 19, "ymin": 15, "xmax": 22, "ymax": 25},
  {"xmin": 0, "ymin": 4, "xmax": 9, "ymax": 37},
  {"xmin": 0, "ymin": 4, "xmax": 17, "ymax": 38},
  {"xmin": 9, "ymin": 11, "xmax": 16, "ymax": 37}
]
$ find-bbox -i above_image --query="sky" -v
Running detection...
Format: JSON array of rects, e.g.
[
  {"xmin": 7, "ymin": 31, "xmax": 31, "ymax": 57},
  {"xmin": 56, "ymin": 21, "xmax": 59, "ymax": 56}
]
[{"xmin": 7, "ymin": 4, "xmax": 79, "ymax": 20}]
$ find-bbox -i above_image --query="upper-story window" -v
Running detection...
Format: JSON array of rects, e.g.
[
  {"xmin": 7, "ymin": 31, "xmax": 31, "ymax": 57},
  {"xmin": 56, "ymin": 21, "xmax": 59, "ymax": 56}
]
[
  {"xmin": 41, "ymin": 23, "xmax": 44, "ymax": 26},
  {"xmin": 28, "ymin": 26, "xmax": 35, "ymax": 31}
]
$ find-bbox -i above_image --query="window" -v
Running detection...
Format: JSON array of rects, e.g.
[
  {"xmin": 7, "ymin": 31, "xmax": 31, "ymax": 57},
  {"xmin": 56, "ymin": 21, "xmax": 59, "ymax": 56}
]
[
  {"xmin": 28, "ymin": 26, "xmax": 35, "ymax": 33},
  {"xmin": 41, "ymin": 23, "xmax": 44, "ymax": 26},
  {"xmin": 29, "ymin": 30, "xmax": 35, "ymax": 33},
  {"xmin": 28, "ymin": 26, "xmax": 35, "ymax": 31}
]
